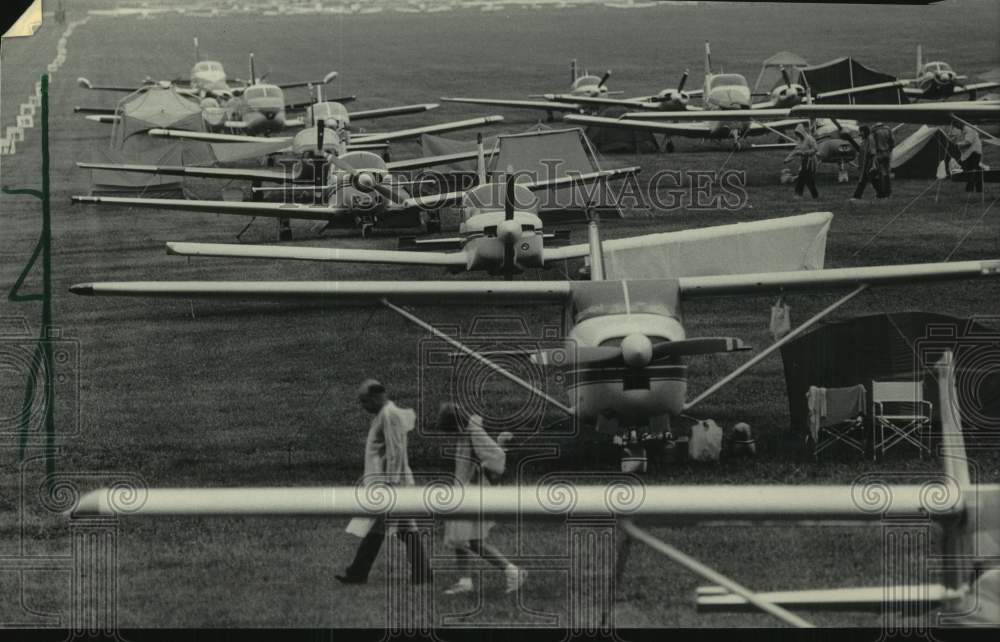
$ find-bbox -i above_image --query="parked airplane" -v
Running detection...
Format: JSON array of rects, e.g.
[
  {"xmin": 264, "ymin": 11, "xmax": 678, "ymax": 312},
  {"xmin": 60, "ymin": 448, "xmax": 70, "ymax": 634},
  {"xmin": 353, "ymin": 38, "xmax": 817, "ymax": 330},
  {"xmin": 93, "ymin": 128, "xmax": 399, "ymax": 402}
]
[{"xmin": 441, "ymin": 59, "xmax": 629, "ymax": 121}]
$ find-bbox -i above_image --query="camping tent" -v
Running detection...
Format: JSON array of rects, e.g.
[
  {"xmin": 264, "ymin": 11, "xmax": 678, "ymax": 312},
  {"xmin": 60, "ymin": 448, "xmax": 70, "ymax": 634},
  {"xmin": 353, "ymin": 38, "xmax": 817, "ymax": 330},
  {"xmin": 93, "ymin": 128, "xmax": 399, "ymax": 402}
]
[
  {"xmin": 891, "ymin": 125, "xmax": 961, "ymax": 179},
  {"xmin": 421, "ymin": 126, "xmax": 628, "ymax": 218},
  {"xmin": 780, "ymin": 312, "xmax": 1000, "ymax": 433},
  {"xmin": 753, "ymin": 51, "xmax": 810, "ymax": 93},
  {"xmin": 800, "ymin": 57, "xmax": 906, "ymax": 105},
  {"xmin": 582, "ymin": 106, "xmax": 659, "ymax": 154}
]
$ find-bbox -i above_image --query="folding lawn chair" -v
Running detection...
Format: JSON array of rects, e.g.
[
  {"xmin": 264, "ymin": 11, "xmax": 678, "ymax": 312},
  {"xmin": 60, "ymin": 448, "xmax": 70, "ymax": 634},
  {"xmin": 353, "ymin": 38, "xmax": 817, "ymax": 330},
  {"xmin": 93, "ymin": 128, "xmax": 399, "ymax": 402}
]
[
  {"xmin": 871, "ymin": 380, "xmax": 932, "ymax": 461},
  {"xmin": 805, "ymin": 385, "xmax": 867, "ymax": 460}
]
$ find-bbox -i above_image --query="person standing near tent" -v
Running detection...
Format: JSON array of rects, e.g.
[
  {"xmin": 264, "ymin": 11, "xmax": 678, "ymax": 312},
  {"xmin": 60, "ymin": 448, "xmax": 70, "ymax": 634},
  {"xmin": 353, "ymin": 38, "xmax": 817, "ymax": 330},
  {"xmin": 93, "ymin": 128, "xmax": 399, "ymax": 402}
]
[
  {"xmin": 435, "ymin": 402, "xmax": 525, "ymax": 595},
  {"xmin": 336, "ymin": 379, "xmax": 431, "ymax": 586},
  {"xmin": 953, "ymin": 121, "xmax": 984, "ymax": 193},
  {"xmin": 871, "ymin": 122, "xmax": 895, "ymax": 198},
  {"xmin": 850, "ymin": 125, "xmax": 878, "ymax": 202},
  {"xmin": 785, "ymin": 124, "xmax": 819, "ymax": 199}
]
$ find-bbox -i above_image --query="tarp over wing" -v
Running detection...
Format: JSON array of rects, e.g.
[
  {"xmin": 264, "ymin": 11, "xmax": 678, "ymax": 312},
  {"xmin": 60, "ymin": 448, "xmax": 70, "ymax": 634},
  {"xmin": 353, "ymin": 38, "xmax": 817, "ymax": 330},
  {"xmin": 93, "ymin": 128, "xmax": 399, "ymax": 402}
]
[
  {"xmin": 85, "ymin": 145, "xmax": 188, "ymax": 197},
  {"xmin": 891, "ymin": 125, "xmax": 961, "ymax": 179},
  {"xmin": 601, "ymin": 211, "xmax": 832, "ymax": 281},
  {"xmin": 419, "ymin": 132, "xmax": 501, "ymax": 173},
  {"xmin": 801, "ymin": 57, "xmax": 906, "ymax": 105}
]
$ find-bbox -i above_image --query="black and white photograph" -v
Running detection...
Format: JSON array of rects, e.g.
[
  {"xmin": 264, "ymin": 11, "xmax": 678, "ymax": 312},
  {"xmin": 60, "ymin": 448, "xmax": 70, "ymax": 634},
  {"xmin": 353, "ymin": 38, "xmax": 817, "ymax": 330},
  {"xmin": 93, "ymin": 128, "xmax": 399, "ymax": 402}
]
[{"xmin": 1, "ymin": 0, "xmax": 998, "ymax": 636}]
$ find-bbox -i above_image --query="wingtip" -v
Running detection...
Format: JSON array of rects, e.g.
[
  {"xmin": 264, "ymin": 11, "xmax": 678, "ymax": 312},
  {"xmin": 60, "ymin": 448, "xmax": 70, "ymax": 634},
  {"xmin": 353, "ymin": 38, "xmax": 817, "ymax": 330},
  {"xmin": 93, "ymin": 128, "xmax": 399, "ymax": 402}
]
[
  {"xmin": 69, "ymin": 284, "xmax": 94, "ymax": 296},
  {"xmin": 70, "ymin": 195, "xmax": 96, "ymax": 204}
]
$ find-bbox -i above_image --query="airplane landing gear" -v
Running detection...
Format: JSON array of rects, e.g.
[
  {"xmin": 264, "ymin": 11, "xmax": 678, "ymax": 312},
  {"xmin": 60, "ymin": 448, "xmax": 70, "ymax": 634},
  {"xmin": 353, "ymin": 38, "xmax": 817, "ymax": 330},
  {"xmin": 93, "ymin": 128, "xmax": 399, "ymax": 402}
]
[
  {"xmin": 837, "ymin": 161, "xmax": 849, "ymax": 183},
  {"xmin": 665, "ymin": 139, "xmax": 675, "ymax": 153},
  {"xmin": 424, "ymin": 210, "xmax": 442, "ymax": 234}
]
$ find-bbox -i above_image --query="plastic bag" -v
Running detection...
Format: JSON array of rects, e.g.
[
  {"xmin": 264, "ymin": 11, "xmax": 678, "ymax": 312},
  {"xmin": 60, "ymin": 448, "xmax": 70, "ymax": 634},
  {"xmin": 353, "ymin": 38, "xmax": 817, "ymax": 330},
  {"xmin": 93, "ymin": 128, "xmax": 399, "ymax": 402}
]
[
  {"xmin": 689, "ymin": 419, "xmax": 723, "ymax": 462},
  {"xmin": 769, "ymin": 298, "xmax": 791, "ymax": 341}
]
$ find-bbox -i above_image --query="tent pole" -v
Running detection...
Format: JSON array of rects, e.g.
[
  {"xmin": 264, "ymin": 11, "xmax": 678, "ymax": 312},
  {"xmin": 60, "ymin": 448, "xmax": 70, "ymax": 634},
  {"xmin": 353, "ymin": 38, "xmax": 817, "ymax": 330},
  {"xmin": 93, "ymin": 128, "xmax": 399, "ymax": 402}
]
[{"xmin": 684, "ymin": 284, "xmax": 868, "ymax": 411}]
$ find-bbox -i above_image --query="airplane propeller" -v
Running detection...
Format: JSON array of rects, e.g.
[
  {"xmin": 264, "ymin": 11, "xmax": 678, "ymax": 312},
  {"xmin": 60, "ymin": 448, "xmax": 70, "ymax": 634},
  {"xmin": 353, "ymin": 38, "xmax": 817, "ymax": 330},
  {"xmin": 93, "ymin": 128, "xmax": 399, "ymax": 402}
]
[
  {"xmin": 677, "ymin": 70, "xmax": 689, "ymax": 93},
  {"xmin": 598, "ymin": 70, "xmax": 612, "ymax": 89},
  {"xmin": 499, "ymin": 172, "xmax": 519, "ymax": 281}
]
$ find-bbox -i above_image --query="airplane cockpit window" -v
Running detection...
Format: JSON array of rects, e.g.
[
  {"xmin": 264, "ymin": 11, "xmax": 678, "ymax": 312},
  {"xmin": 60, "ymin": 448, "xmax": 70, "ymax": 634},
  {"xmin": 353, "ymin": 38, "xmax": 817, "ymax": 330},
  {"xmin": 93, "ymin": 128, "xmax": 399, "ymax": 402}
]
[
  {"xmin": 928, "ymin": 62, "xmax": 953, "ymax": 73},
  {"xmin": 310, "ymin": 102, "xmax": 350, "ymax": 126},
  {"xmin": 572, "ymin": 75, "xmax": 602, "ymax": 90},
  {"xmin": 245, "ymin": 86, "xmax": 281, "ymax": 100},
  {"xmin": 709, "ymin": 74, "xmax": 748, "ymax": 90}
]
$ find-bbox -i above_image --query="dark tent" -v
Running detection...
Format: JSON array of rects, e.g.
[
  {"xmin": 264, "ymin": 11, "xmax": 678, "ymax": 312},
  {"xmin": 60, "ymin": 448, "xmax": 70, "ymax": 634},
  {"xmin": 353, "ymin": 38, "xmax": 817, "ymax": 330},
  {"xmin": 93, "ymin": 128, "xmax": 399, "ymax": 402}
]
[
  {"xmin": 781, "ymin": 312, "xmax": 1000, "ymax": 433},
  {"xmin": 891, "ymin": 125, "xmax": 962, "ymax": 179},
  {"xmin": 583, "ymin": 106, "xmax": 660, "ymax": 154},
  {"xmin": 801, "ymin": 57, "xmax": 907, "ymax": 105}
]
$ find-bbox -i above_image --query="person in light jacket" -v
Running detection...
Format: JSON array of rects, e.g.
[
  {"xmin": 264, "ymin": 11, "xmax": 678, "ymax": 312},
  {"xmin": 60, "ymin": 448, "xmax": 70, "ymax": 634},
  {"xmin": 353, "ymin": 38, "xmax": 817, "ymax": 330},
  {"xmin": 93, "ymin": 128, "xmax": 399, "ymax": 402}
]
[
  {"xmin": 785, "ymin": 123, "xmax": 819, "ymax": 199},
  {"xmin": 435, "ymin": 402, "xmax": 525, "ymax": 595},
  {"xmin": 335, "ymin": 379, "xmax": 430, "ymax": 585}
]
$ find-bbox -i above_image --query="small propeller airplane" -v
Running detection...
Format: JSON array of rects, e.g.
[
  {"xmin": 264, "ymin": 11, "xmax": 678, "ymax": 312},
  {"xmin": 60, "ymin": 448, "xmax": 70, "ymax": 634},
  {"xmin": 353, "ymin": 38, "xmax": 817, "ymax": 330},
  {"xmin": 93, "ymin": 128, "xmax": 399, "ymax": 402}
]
[
  {"xmin": 441, "ymin": 59, "xmax": 631, "ymax": 121},
  {"xmin": 814, "ymin": 45, "xmax": 1000, "ymax": 103},
  {"xmin": 161, "ymin": 145, "xmax": 641, "ymax": 279}
]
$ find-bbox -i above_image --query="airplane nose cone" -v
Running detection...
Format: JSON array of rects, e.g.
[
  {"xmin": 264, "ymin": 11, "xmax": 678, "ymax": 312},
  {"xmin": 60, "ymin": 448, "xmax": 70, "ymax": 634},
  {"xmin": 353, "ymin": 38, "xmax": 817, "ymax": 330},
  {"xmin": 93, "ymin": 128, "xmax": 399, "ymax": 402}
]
[
  {"xmin": 355, "ymin": 172, "xmax": 378, "ymax": 190},
  {"xmin": 621, "ymin": 334, "xmax": 653, "ymax": 368},
  {"xmin": 497, "ymin": 219, "xmax": 522, "ymax": 245}
]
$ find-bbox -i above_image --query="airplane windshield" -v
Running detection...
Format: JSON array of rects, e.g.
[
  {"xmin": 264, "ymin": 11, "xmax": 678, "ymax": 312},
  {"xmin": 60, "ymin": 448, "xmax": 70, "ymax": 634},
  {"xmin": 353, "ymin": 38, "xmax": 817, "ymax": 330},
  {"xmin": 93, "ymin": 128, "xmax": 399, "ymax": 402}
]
[
  {"xmin": 927, "ymin": 62, "xmax": 953, "ymax": 72},
  {"xmin": 194, "ymin": 61, "xmax": 223, "ymax": 72},
  {"xmin": 310, "ymin": 102, "xmax": 349, "ymax": 124},
  {"xmin": 709, "ymin": 74, "xmax": 748, "ymax": 90},
  {"xmin": 245, "ymin": 86, "xmax": 281, "ymax": 99},
  {"xmin": 572, "ymin": 75, "xmax": 602, "ymax": 90}
]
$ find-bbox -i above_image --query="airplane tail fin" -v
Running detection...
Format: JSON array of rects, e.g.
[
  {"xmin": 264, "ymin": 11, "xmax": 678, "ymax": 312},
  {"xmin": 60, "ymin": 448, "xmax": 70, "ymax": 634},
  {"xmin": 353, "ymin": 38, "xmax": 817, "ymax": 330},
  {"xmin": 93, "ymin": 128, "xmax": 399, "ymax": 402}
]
[
  {"xmin": 570, "ymin": 59, "xmax": 578, "ymax": 85},
  {"xmin": 193, "ymin": 37, "xmax": 199, "ymax": 63},
  {"xmin": 704, "ymin": 42, "xmax": 712, "ymax": 76},
  {"xmin": 916, "ymin": 44, "xmax": 922, "ymax": 78},
  {"xmin": 476, "ymin": 133, "xmax": 486, "ymax": 185},
  {"xmin": 249, "ymin": 52, "xmax": 256, "ymax": 85}
]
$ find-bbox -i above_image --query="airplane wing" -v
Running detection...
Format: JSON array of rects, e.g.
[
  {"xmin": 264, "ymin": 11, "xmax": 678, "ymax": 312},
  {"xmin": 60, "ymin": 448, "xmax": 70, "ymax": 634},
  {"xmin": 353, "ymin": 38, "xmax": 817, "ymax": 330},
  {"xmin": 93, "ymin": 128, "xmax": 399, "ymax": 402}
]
[
  {"xmin": 563, "ymin": 114, "xmax": 714, "ymax": 137},
  {"xmin": 286, "ymin": 96, "xmax": 357, "ymax": 111},
  {"xmin": 274, "ymin": 71, "xmax": 338, "ymax": 91},
  {"xmin": 440, "ymin": 97, "xmax": 582, "ymax": 113},
  {"xmin": 789, "ymin": 102, "xmax": 1000, "ymax": 125},
  {"xmin": 746, "ymin": 119, "xmax": 811, "ymax": 135},
  {"xmin": 385, "ymin": 148, "xmax": 498, "ymax": 172},
  {"xmin": 147, "ymin": 128, "xmax": 294, "ymax": 145},
  {"xmin": 544, "ymin": 94, "xmax": 660, "ymax": 110},
  {"xmin": 399, "ymin": 166, "xmax": 640, "ymax": 211},
  {"xmin": 677, "ymin": 259, "xmax": 1000, "ymax": 298},
  {"xmin": 71, "ymin": 195, "xmax": 354, "ymax": 222},
  {"xmin": 68, "ymin": 280, "xmax": 574, "ymax": 304},
  {"xmin": 620, "ymin": 108, "xmax": 794, "ymax": 121},
  {"xmin": 349, "ymin": 103, "xmax": 439, "ymax": 121},
  {"xmin": 283, "ymin": 117, "xmax": 306, "ymax": 128},
  {"xmin": 68, "ymin": 258, "xmax": 1000, "ymax": 301},
  {"xmin": 955, "ymin": 81, "xmax": 1000, "ymax": 96},
  {"xmin": 165, "ymin": 242, "xmax": 468, "ymax": 267},
  {"xmin": 84, "ymin": 115, "xmax": 121, "ymax": 125},
  {"xmin": 76, "ymin": 79, "xmax": 149, "ymax": 92},
  {"xmin": 350, "ymin": 115, "xmax": 504, "ymax": 145},
  {"xmin": 76, "ymin": 162, "xmax": 290, "ymax": 183},
  {"xmin": 74, "ymin": 106, "xmax": 117, "ymax": 115},
  {"xmin": 813, "ymin": 80, "xmax": 910, "ymax": 102}
]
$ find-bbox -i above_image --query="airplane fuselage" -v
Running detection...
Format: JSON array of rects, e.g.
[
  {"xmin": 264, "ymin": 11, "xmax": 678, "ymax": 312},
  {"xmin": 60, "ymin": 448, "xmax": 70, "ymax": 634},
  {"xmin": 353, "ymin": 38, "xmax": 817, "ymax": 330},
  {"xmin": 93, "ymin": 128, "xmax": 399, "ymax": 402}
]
[
  {"xmin": 566, "ymin": 312, "xmax": 688, "ymax": 427},
  {"xmin": 913, "ymin": 62, "xmax": 959, "ymax": 100},
  {"xmin": 189, "ymin": 60, "xmax": 230, "ymax": 96},
  {"xmin": 459, "ymin": 209, "xmax": 546, "ymax": 274},
  {"xmin": 230, "ymin": 84, "xmax": 287, "ymax": 136}
]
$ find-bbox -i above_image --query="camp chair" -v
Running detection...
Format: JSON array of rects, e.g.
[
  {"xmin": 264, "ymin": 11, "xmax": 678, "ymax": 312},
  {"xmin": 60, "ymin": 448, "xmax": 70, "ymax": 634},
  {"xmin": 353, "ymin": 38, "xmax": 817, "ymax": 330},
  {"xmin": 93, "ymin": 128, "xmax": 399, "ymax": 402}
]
[
  {"xmin": 805, "ymin": 385, "xmax": 867, "ymax": 460},
  {"xmin": 871, "ymin": 380, "xmax": 932, "ymax": 461}
]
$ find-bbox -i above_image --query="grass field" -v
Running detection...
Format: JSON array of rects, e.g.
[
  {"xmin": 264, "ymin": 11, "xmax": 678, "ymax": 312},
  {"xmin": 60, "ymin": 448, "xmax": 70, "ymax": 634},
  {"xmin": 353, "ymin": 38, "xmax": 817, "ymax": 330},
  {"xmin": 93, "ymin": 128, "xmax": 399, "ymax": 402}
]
[{"xmin": 1, "ymin": 0, "xmax": 999, "ymax": 629}]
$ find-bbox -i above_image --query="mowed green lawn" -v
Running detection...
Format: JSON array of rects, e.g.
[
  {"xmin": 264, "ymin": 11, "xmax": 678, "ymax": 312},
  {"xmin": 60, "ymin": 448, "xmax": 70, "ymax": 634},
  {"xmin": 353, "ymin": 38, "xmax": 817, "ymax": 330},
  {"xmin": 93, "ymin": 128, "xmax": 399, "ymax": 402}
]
[{"xmin": 1, "ymin": 2, "xmax": 999, "ymax": 628}]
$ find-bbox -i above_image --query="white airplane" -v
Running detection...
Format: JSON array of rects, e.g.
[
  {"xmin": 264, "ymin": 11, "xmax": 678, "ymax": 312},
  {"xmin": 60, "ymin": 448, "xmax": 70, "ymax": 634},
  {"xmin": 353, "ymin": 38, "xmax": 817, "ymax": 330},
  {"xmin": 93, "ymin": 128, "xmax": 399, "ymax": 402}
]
[
  {"xmin": 815, "ymin": 45, "xmax": 1000, "ymax": 103},
  {"xmin": 564, "ymin": 43, "xmax": 811, "ymax": 149},
  {"xmin": 163, "ymin": 151, "xmax": 641, "ymax": 279},
  {"xmin": 442, "ymin": 59, "xmax": 630, "ymax": 121}
]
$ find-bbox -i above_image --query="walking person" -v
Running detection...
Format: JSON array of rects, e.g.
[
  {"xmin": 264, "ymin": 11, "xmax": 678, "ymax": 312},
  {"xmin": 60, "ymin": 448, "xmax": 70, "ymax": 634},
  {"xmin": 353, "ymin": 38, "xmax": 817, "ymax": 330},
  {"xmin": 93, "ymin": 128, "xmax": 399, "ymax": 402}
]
[
  {"xmin": 785, "ymin": 124, "xmax": 819, "ymax": 199},
  {"xmin": 871, "ymin": 122, "xmax": 895, "ymax": 198},
  {"xmin": 954, "ymin": 121, "xmax": 984, "ymax": 193},
  {"xmin": 435, "ymin": 402, "xmax": 525, "ymax": 595},
  {"xmin": 336, "ymin": 379, "xmax": 431, "ymax": 586}
]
